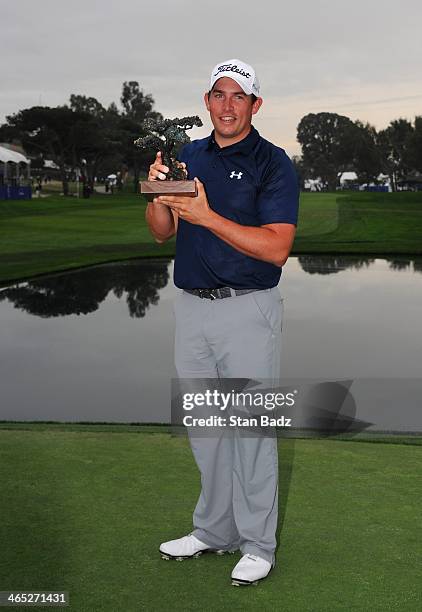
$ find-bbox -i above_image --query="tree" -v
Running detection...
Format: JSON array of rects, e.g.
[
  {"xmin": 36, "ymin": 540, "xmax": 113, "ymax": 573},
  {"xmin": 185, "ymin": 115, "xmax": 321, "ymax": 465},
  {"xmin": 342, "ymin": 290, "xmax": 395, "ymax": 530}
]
[
  {"xmin": 0, "ymin": 102, "xmax": 124, "ymax": 195},
  {"xmin": 69, "ymin": 95, "xmax": 123, "ymax": 189},
  {"xmin": 406, "ymin": 116, "xmax": 422, "ymax": 174},
  {"xmin": 69, "ymin": 86, "xmax": 164, "ymax": 191},
  {"xmin": 69, "ymin": 94, "xmax": 106, "ymax": 118},
  {"xmin": 352, "ymin": 121, "xmax": 382, "ymax": 186},
  {"xmin": 120, "ymin": 81, "xmax": 163, "ymax": 192},
  {"xmin": 0, "ymin": 82, "xmax": 164, "ymax": 195},
  {"xmin": 291, "ymin": 155, "xmax": 308, "ymax": 190},
  {"xmin": 121, "ymin": 81, "xmax": 156, "ymax": 121},
  {"xmin": 377, "ymin": 118, "xmax": 413, "ymax": 191},
  {"xmin": 0, "ymin": 106, "xmax": 86, "ymax": 195},
  {"xmin": 297, "ymin": 112, "xmax": 359, "ymax": 190}
]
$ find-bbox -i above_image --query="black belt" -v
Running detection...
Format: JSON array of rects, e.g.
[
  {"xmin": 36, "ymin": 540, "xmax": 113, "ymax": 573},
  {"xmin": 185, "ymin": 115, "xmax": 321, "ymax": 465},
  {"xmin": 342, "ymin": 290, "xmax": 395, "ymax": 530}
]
[{"xmin": 184, "ymin": 287, "xmax": 259, "ymax": 300}]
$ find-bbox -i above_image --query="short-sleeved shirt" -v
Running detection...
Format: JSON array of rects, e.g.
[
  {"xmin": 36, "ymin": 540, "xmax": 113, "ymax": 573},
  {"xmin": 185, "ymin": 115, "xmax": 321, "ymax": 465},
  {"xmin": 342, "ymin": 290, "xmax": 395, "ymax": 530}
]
[{"xmin": 174, "ymin": 126, "xmax": 299, "ymax": 289}]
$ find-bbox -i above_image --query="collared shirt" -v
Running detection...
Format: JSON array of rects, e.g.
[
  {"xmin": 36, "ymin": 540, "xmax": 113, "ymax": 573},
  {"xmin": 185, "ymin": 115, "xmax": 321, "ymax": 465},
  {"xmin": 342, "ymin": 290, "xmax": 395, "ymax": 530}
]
[{"xmin": 174, "ymin": 126, "xmax": 299, "ymax": 289}]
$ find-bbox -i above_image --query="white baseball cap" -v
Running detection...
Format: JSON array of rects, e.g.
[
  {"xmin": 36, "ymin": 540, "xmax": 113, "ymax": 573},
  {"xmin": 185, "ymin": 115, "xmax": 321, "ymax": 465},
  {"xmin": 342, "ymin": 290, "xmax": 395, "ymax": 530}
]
[{"xmin": 209, "ymin": 59, "xmax": 260, "ymax": 96}]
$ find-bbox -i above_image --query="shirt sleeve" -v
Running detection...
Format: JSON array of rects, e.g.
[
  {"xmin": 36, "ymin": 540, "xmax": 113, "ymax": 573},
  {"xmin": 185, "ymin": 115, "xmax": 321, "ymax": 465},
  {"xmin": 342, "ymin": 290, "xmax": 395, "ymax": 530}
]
[{"xmin": 256, "ymin": 149, "xmax": 299, "ymax": 226}]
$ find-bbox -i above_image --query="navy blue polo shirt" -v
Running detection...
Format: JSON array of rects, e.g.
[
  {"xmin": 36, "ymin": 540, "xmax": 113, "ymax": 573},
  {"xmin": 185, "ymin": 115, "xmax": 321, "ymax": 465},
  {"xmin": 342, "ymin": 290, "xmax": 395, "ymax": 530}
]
[{"xmin": 174, "ymin": 126, "xmax": 299, "ymax": 290}]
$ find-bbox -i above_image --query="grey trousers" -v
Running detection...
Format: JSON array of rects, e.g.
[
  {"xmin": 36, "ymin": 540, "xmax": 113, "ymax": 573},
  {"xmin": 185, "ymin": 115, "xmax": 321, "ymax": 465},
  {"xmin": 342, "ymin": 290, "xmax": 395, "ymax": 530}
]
[{"xmin": 173, "ymin": 287, "xmax": 283, "ymax": 565}]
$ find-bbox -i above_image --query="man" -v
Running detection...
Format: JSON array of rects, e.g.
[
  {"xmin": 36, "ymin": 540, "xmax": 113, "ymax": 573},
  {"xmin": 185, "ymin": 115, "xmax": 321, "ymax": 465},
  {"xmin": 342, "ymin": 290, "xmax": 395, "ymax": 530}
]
[{"xmin": 145, "ymin": 59, "xmax": 299, "ymax": 586}]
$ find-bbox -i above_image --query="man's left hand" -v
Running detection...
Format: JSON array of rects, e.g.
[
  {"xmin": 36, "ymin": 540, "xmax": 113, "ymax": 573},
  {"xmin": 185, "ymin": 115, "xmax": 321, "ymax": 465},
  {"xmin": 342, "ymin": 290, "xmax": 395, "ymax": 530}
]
[{"xmin": 156, "ymin": 178, "xmax": 213, "ymax": 226}]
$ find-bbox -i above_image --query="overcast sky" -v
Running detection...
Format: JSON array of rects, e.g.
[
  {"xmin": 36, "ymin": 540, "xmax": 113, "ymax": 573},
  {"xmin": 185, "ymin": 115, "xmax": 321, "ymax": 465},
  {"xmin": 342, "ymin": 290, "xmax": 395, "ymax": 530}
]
[{"xmin": 1, "ymin": 0, "xmax": 421, "ymax": 156}]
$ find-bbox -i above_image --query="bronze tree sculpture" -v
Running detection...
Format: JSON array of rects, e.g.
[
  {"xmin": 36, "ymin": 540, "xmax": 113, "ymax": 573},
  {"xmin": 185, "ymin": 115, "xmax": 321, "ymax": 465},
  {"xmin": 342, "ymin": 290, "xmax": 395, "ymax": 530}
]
[{"xmin": 134, "ymin": 116, "xmax": 203, "ymax": 180}]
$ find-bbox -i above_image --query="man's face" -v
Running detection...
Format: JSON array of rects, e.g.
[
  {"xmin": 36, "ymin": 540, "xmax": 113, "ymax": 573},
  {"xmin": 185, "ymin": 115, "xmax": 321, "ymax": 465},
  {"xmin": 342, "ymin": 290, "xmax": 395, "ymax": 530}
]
[{"xmin": 204, "ymin": 77, "xmax": 262, "ymax": 147}]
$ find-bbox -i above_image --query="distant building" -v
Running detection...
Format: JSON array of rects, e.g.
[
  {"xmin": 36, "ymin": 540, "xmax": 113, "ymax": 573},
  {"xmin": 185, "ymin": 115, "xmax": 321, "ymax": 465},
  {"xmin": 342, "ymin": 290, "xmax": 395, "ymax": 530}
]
[
  {"xmin": 397, "ymin": 171, "xmax": 422, "ymax": 191},
  {"xmin": 304, "ymin": 178, "xmax": 323, "ymax": 192},
  {"xmin": 0, "ymin": 144, "xmax": 31, "ymax": 200}
]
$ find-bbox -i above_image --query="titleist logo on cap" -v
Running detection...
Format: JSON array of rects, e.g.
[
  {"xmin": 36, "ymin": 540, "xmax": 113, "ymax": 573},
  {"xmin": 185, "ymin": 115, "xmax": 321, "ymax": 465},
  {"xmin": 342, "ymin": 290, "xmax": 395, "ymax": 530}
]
[
  {"xmin": 210, "ymin": 58, "xmax": 260, "ymax": 96},
  {"xmin": 213, "ymin": 64, "xmax": 252, "ymax": 79}
]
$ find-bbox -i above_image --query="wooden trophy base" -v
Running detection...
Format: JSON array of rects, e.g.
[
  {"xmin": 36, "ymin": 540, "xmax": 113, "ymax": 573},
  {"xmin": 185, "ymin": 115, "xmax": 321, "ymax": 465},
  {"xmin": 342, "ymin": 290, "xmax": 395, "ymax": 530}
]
[{"xmin": 140, "ymin": 180, "xmax": 197, "ymax": 200}]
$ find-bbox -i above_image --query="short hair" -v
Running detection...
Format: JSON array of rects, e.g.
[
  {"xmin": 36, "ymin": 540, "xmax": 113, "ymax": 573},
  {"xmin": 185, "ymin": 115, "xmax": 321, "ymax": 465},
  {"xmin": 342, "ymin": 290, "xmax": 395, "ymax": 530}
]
[{"xmin": 207, "ymin": 89, "xmax": 257, "ymax": 104}]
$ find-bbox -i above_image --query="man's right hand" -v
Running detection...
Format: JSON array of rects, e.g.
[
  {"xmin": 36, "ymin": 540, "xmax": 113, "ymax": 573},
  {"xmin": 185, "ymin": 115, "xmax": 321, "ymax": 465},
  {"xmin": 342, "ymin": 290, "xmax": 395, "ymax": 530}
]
[
  {"xmin": 146, "ymin": 151, "xmax": 181, "ymax": 241},
  {"xmin": 148, "ymin": 152, "xmax": 187, "ymax": 181},
  {"xmin": 148, "ymin": 151, "xmax": 169, "ymax": 181}
]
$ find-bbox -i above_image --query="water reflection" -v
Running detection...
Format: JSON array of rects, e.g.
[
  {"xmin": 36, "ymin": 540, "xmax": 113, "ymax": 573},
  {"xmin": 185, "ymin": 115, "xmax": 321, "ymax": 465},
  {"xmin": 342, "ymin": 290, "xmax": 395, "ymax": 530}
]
[
  {"xmin": 298, "ymin": 255, "xmax": 422, "ymax": 275},
  {"xmin": 388, "ymin": 258, "xmax": 421, "ymax": 272},
  {"xmin": 0, "ymin": 259, "xmax": 170, "ymax": 318},
  {"xmin": 0, "ymin": 256, "xmax": 421, "ymax": 430},
  {"xmin": 414, "ymin": 259, "xmax": 422, "ymax": 273},
  {"xmin": 1, "ymin": 256, "xmax": 421, "ymax": 318},
  {"xmin": 298, "ymin": 256, "xmax": 375, "ymax": 275}
]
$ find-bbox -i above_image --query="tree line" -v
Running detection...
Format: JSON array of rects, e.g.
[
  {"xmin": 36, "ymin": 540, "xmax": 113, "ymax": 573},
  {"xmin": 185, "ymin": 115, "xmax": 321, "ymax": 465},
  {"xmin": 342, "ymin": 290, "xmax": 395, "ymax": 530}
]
[
  {"xmin": 0, "ymin": 82, "xmax": 161, "ymax": 195},
  {"xmin": 296, "ymin": 112, "xmax": 422, "ymax": 191},
  {"xmin": 1, "ymin": 83, "xmax": 421, "ymax": 193}
]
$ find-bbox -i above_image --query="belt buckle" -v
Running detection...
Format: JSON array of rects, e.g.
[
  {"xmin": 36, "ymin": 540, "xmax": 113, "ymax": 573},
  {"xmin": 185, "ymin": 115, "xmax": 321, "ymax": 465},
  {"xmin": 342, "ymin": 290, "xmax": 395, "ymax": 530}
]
[{"xmin": 199, "ymin": 288, "xmax": 217, "ymax": 300}]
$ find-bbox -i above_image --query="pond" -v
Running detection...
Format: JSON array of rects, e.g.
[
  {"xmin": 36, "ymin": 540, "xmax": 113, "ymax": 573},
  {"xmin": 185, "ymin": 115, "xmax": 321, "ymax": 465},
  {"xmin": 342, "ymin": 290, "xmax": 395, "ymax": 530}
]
[{"xmin": 1, "ymin": 256, "xmax": 421, "ymax": 432}]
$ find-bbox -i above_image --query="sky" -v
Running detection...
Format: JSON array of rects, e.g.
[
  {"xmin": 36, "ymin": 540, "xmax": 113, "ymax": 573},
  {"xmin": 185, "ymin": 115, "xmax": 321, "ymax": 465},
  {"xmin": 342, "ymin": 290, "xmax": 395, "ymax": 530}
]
[{"xmin": 1, "ymin": 0, "xmax": 421, "ymax": 157}]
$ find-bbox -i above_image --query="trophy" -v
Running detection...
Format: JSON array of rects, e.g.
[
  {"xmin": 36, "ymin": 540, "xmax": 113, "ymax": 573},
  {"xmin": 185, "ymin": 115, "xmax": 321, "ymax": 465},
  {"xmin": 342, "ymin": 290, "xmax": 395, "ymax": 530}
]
[{"xmin": 134, "ymin": 116, "xmax": 203, "ymax": 198}]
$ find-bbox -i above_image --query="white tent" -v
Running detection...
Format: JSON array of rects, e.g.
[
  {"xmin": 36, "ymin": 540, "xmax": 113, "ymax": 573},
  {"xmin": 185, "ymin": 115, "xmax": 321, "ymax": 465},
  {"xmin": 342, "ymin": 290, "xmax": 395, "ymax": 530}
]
[
  {"xmin": 0, "ymin": 146, "xmax": 30, "ymax": 164},
  {"xmin": 43, "ymin": 159, "xmax": 59, "ymax": 170},
  {"xmin": 339, "ymin": 171, "xmax": 358, "ymax": 184},
  {"xmin": 0, "ymin": 145, "xmax": 31, "ymax": 182}
]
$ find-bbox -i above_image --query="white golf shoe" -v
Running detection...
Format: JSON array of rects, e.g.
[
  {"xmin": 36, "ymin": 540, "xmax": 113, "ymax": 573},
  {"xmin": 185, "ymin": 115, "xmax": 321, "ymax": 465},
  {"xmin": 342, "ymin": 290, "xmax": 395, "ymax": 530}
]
[
  {"xmin": 160, "ymin": 533, "xmax": 232, "ymax": 561},
  {"xmin": 231, "ymin": 553, "xmax": 273, "ymax": 586}
]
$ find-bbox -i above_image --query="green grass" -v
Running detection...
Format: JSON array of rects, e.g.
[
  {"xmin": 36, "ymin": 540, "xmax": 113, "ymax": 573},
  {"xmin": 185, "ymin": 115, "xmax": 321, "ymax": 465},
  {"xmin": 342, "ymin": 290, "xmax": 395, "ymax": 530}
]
[
  {"xmin": 295, "ymin": 191, "xmax": 422, "ymax": 254},
  {"xmin": 295, "ymin": 192, "xmax": 340, "ymax": 237},
  {"xmin": 0, "ymin": 194, "xmax": 176, "ymax": 284},
  {"xmin": 0, "ymin": 424, "xmax": 421, "ymax": 611},
  {"xmin": 1, "ymin": 191, "xmax": 421, "ymax": 285}
]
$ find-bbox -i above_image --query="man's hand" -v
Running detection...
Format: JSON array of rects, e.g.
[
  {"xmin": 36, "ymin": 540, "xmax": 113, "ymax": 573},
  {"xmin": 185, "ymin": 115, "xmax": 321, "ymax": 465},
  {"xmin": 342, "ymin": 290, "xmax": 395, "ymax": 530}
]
[
  {"xmin": 145, "ymin": 151, "xmax": 186, "ymax": 242},
  {"xmin": 157, "ymin": 177, "xmax": 215, "ymax": 226},
  {"xmin": 148, "ymin": 151, "xmax": 186, "ymax": 181}
]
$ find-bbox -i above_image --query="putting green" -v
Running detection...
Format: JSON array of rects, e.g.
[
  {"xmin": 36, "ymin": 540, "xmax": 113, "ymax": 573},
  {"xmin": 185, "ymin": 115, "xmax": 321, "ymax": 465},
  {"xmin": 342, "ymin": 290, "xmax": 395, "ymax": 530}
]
[{"xmin": 0, "ymin": 425, "xmax": 420, "ymax": 611}]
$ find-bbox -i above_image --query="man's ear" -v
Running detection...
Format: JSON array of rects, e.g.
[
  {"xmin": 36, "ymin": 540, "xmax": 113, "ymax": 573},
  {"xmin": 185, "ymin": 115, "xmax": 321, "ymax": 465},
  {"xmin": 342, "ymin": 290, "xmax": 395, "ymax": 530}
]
[
  {"xmin": 252, "ymin": 96, "xmax": 263, "ymax": 116},
  {"xmin": 204, "ymin": 91, "xmax": 211, "ymax": 111}
]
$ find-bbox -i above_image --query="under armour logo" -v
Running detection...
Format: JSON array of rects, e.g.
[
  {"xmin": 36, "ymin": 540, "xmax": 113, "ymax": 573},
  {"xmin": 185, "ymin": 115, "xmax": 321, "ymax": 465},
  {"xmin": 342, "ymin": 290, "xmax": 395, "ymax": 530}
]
[{"xmin": 230, "ymin": 171, "xmax": 243, "ymax": 180}]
